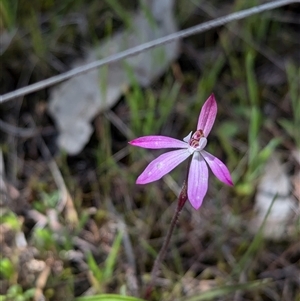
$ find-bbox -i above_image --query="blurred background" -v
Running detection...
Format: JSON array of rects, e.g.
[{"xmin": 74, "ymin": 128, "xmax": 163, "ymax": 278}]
[{"xmin": 0, "ymin": 0, "xmax": 299, "ymax": 300}]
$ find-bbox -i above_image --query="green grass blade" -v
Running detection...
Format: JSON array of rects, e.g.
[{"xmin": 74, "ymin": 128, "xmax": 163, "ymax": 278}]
[
  {"xmin": 28, "ymin": 8, "xmax": 46, "ymax": 58},
  {"xmin": 248, "ymin": 106, "xmax": 261, "ymax": 167},
  {"xmin": 231, "ymin": 194, "xmax": 277, "ymax": 277},
  {"xmin": 0, "ymin": 0, "xmax": 18, "ymax": 30},
  {"xmin": 76, "ymin": 294, "xmax": 146, "ymax": 301},
  {"xmin": 103, "ymin": 230, "xmax": 123, "ymax": 280},
  {"xmin": 182, "ymin": 279, "xmax": 271, "ymax": 301},
  {"xmin": 245, "ymin": 51, "xmax": 259, "ymax": 107},
  {"xmin": 286, "ymin": 61, "xmax": 300, "ymax": 147},
  {"xmin": 197, "ymin": 55, "xmax": 226, "ymax": 102},
  {"xmin": 86, "ymin": 251, "xmax": 103, "ymax": 283},
  {"xmin": 104, "ymin": 0, "xmax": 133, "ymax": 29}
]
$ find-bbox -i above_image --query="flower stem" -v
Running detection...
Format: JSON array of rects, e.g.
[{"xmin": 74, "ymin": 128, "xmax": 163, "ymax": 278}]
[{"xmin": 144, "ymin": 181, "xmax": 188, "ymax": 299}]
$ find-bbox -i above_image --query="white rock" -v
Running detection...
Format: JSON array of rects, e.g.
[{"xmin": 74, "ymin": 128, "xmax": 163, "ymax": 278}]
[
  {"xmin": 250, "ymin": 154, "xmax": 296, "ymax": 240},
  {"xmin": 48, "ymin": 0, "xmax": 179, "ymax": 155}
]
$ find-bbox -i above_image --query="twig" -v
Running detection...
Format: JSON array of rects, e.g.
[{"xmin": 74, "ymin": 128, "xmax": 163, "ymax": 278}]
[
  {"xmin": 0, "ymin": 118, "xmax": 40, "ymax": 138},
  {"xmin": 34, "ymin": 258, "xmax": 53, "ymax": 301},
  {"xmin": 1, "ymin": 0, "xmax": 298, "ymax": 103}
]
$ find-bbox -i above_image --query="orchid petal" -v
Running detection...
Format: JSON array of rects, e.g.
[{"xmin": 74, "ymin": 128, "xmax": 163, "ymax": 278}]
[
  {"xmin": 197, "ymin": 137, "xmax": 207, "ymax": 150},
  {"xmin": 187, "ymin": 152, "xmax": 209, "ymax": 210},
  {"xmin": 129, "ymin": 135, "xmax": 188, "ymax": 149},
  {"xmin": 197, "ymin": 94, "xmax": 217, "ymax": 137},
  {"xmin": 201, "ymin": 150, "xmax": 233, "ymax": 186},
  {"xmin": 136, "ymin": 149, "xmax": 190, "ymax": 184},
  {"xmin": 183, "ymin": 132, "xmax": 192, "ymax": 143}
]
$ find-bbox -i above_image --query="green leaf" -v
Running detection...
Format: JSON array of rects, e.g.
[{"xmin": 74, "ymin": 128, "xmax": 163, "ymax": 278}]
[{"xmin": 0, "ymin": 258, "xmax": 14, "ymax": 279}]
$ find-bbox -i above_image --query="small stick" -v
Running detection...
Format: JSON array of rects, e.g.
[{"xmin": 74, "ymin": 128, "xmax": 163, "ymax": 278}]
[{"xmin": 1, "ymin": 0, "xmax": 298, "ymax": 103}]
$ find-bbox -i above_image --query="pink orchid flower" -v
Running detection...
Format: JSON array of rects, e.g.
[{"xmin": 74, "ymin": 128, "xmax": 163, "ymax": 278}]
[{"xmin": 129, "ymin": 94, "xmax": 233, "ymax": 209}]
